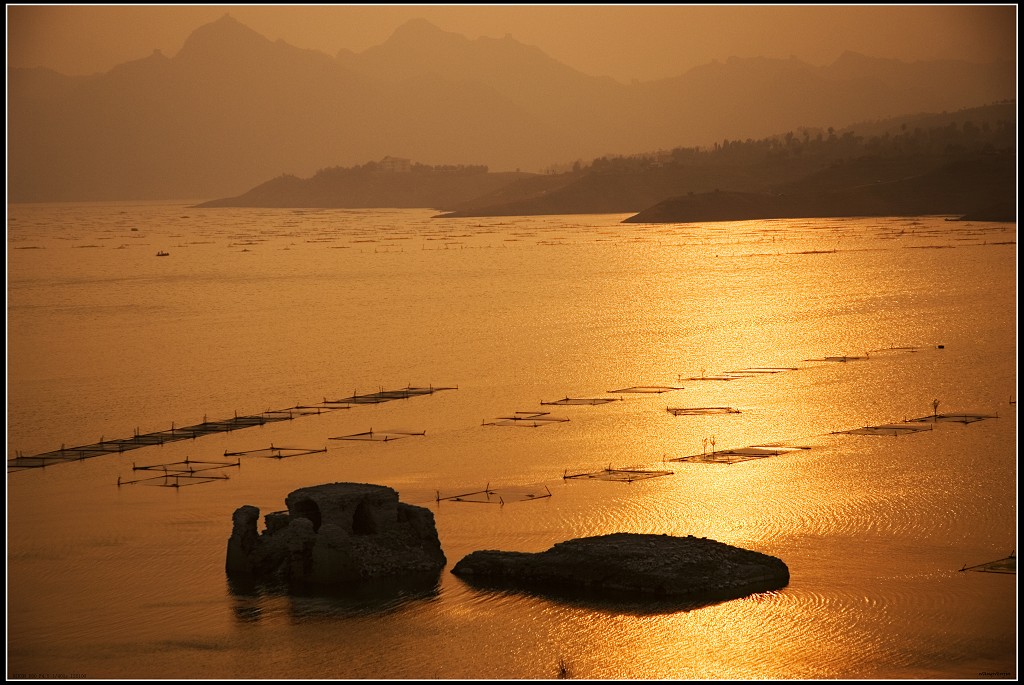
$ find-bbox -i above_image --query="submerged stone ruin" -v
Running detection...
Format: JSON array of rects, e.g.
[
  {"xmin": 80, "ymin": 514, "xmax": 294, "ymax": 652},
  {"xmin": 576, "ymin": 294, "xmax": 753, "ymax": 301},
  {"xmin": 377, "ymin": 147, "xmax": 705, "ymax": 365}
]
[
  {"xmin": 226, "ymin": 482, "xmax": 446, "ymax": 589},
  {"xmin": 452, "ymin": 532, "xmax": 789, "ymax": 603}
]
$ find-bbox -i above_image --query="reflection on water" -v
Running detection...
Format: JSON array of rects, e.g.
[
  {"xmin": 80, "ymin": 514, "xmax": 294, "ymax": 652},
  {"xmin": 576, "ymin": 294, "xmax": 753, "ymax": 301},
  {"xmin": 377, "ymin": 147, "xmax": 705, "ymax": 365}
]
[
  {"xmin": 449, "ymin": 578, "xmax": 782, "ymax": 617},
  {"xmin": 6, "ymin": 204, "xmax": 1016, "ymax": 679},
  {"xmin": 228, "ymin": 574, "xmax": 442, "ymax": 623}
]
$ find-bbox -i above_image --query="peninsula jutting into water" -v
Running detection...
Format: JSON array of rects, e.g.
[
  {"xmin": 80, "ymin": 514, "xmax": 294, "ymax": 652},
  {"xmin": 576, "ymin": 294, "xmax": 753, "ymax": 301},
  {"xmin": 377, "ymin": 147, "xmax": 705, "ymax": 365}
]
[{"xmin": 195, "ymin": 103, "xmax": 1015, "ymax": 223}]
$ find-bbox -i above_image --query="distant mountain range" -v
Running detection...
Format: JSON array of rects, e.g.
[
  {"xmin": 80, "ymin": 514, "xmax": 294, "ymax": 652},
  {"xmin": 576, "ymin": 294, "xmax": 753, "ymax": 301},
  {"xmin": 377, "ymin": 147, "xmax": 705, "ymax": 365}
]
[{"xmin": 8, "ymin": 14, "xmax": 1016, "ymax": 203}]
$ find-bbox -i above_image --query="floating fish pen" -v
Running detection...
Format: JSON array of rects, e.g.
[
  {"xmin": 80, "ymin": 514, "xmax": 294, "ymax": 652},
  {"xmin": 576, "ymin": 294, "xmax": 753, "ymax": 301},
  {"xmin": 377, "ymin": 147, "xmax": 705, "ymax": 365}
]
[
  {"xmin": 904, "ymin": 412, "xmax": 998, "ymax": 425},
  {"xmin": 678, "ymin": 367, "xmax": 795, "ymax": 382},
  {"xmin": 483, "ymin": 412, "xmax": 570, "ymax": 427},
  {"xmin": 224, "ymin": 445, "xmax": 327, "ymax": 459},
  {"xmin": 8, "ymin": 416, "xmax": 287, "ymax": 472},
  {"xmin": 329, "ymin": 430, "xmax": 426, "ymax": 442},
  {"xmin": 667, "ymin": 407, "xmax": 741, "ymax": 416},
  {"xmin": 607, "ymin": 386, "xmax": 685, "ymax": 394},
  {"xmin": 7, "ymin": 449, "xmax": 106, "ymax": 472},
  {"xmin": 960, "ymin": 552, "xmax": 1015, "ymax": 574},
  {"xmin": 435, "ymin": 483, "xmax": 552, "ymax": 505},
  {"xmin": 866, "ymin": 345, "xmax": 932, "ymax": 355},
  {"xmin": 672, "ymin": 445, "xmax": 810, "ymax": 465},
  {"xmin": 833, "ymin": 423, "xmax": 935, "ymax": 437},
  {"xmin": 324, "ymin": 385, "xmax": 457, "ymax": 405},
  {"xmin": 117, "ymin": 457, "xmax": 240, "ymax": 488},
  {"xmin": 264, "ymin": 406, "xmax": 334, "ymax": 417},
  {"xmin": 540, "ymin": 397, "xmax": 621, "ymax": 406},
  {"xmin": 169, "ymin": 415, "xmax": 296, "ymax": 437},
  {"xmin": 833, "ymin": 409, "xmax": 997, "ymax": 437},
  {"xmin": 9, "ymin": 384, "xmax": 454, "ymax": 472},
  {"xmin": 563, "ymin": 467, "xmax": 674, "ymax": 482},
  {"xmin": 725, "ymin": 367, "xmax": 798, "ymax": 375},
  {"xmin": 120, "ymin": 472, "xmax": 232, "ymax": 488},
  {"xmin": 297, "ymin": 398, "xmax": 357, "ymax": 410}
]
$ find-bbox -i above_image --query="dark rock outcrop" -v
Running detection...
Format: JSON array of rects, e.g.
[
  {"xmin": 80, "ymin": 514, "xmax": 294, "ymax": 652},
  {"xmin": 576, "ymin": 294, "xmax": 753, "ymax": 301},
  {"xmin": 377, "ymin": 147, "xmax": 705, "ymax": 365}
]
[
  {"xmin": 451, "ymin": 533, "xmax": 788, "ymax": 603},
  {"xmin": 226, "ymin": 482, "xmax": 446, "ymax": 589}
]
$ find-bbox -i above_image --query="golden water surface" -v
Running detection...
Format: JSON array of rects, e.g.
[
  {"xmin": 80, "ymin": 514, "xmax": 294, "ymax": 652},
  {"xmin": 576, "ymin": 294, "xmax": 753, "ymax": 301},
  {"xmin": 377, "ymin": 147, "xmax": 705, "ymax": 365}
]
[{"xmin": 6, "ymin": 204, "xmax": 1017, "ymax": 679}]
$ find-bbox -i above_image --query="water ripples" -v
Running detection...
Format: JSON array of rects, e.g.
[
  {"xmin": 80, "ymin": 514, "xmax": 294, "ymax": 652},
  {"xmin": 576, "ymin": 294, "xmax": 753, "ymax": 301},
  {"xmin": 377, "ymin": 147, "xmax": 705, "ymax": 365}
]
[{"xmin": 7, "ymin": 209, "xmax": 1015, "ymax": 679}]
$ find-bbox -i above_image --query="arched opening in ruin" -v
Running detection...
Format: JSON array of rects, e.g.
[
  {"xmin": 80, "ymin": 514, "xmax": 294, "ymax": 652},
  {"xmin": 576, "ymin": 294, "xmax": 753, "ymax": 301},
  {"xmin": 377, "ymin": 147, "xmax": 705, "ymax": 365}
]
[
  {"xmin": 352, "ymin": 499, "xmax": 377, "ymax": 535},
  {"xmin": 292, "ymin": 498, "xmax": 322, "ymax": 532}
]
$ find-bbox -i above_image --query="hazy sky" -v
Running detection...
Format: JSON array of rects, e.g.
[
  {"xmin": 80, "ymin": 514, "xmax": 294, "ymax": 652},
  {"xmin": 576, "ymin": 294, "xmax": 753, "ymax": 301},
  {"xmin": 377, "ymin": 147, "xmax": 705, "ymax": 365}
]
[{"xmin": 7, "ymin": 4, "xmax": 1017, "ymax": 83}]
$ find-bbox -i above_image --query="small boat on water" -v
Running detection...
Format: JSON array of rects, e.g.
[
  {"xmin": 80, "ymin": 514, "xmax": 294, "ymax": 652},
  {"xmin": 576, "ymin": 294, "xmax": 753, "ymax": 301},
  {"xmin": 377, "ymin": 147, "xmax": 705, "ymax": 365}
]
[{"xmin": 156, "ymin": 250, "xmax": 170, "ymax": 257}]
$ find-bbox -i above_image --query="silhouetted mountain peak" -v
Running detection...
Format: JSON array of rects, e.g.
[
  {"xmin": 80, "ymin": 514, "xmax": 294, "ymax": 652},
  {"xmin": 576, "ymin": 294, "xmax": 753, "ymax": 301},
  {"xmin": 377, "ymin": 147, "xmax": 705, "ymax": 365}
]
[
  {"xmin": 341, "ymin": 16, "xmax": 597, "ymax": 93},
  {"xmin": 177, "ymin": 13, "xmax": 274, "ymax": 61},
  {"xmin": 388, "ymin": 17, "xmax": 454, "ymax": 41},
  {"xmin": 375, "ymin": 17, "xmax": 472, "ymax": 59},
  {"xmin": 121, "ymin": 48, "xmax": 170, "ymax": 66},
  {"xmin": 102, "ymin": 45, "xmax": 173, "ymax": 82}
]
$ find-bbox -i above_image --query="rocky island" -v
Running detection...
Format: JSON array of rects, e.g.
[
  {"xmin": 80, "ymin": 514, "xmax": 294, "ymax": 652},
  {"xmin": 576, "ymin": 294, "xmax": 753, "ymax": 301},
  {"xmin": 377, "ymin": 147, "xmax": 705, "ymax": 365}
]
[
  {"xmin": 226, "ymin": 482, "xmax": 446, "ymax": 590},
  {"xmin": 452, "ymin": 533, "xmax": 789, "ymax": 603}
]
